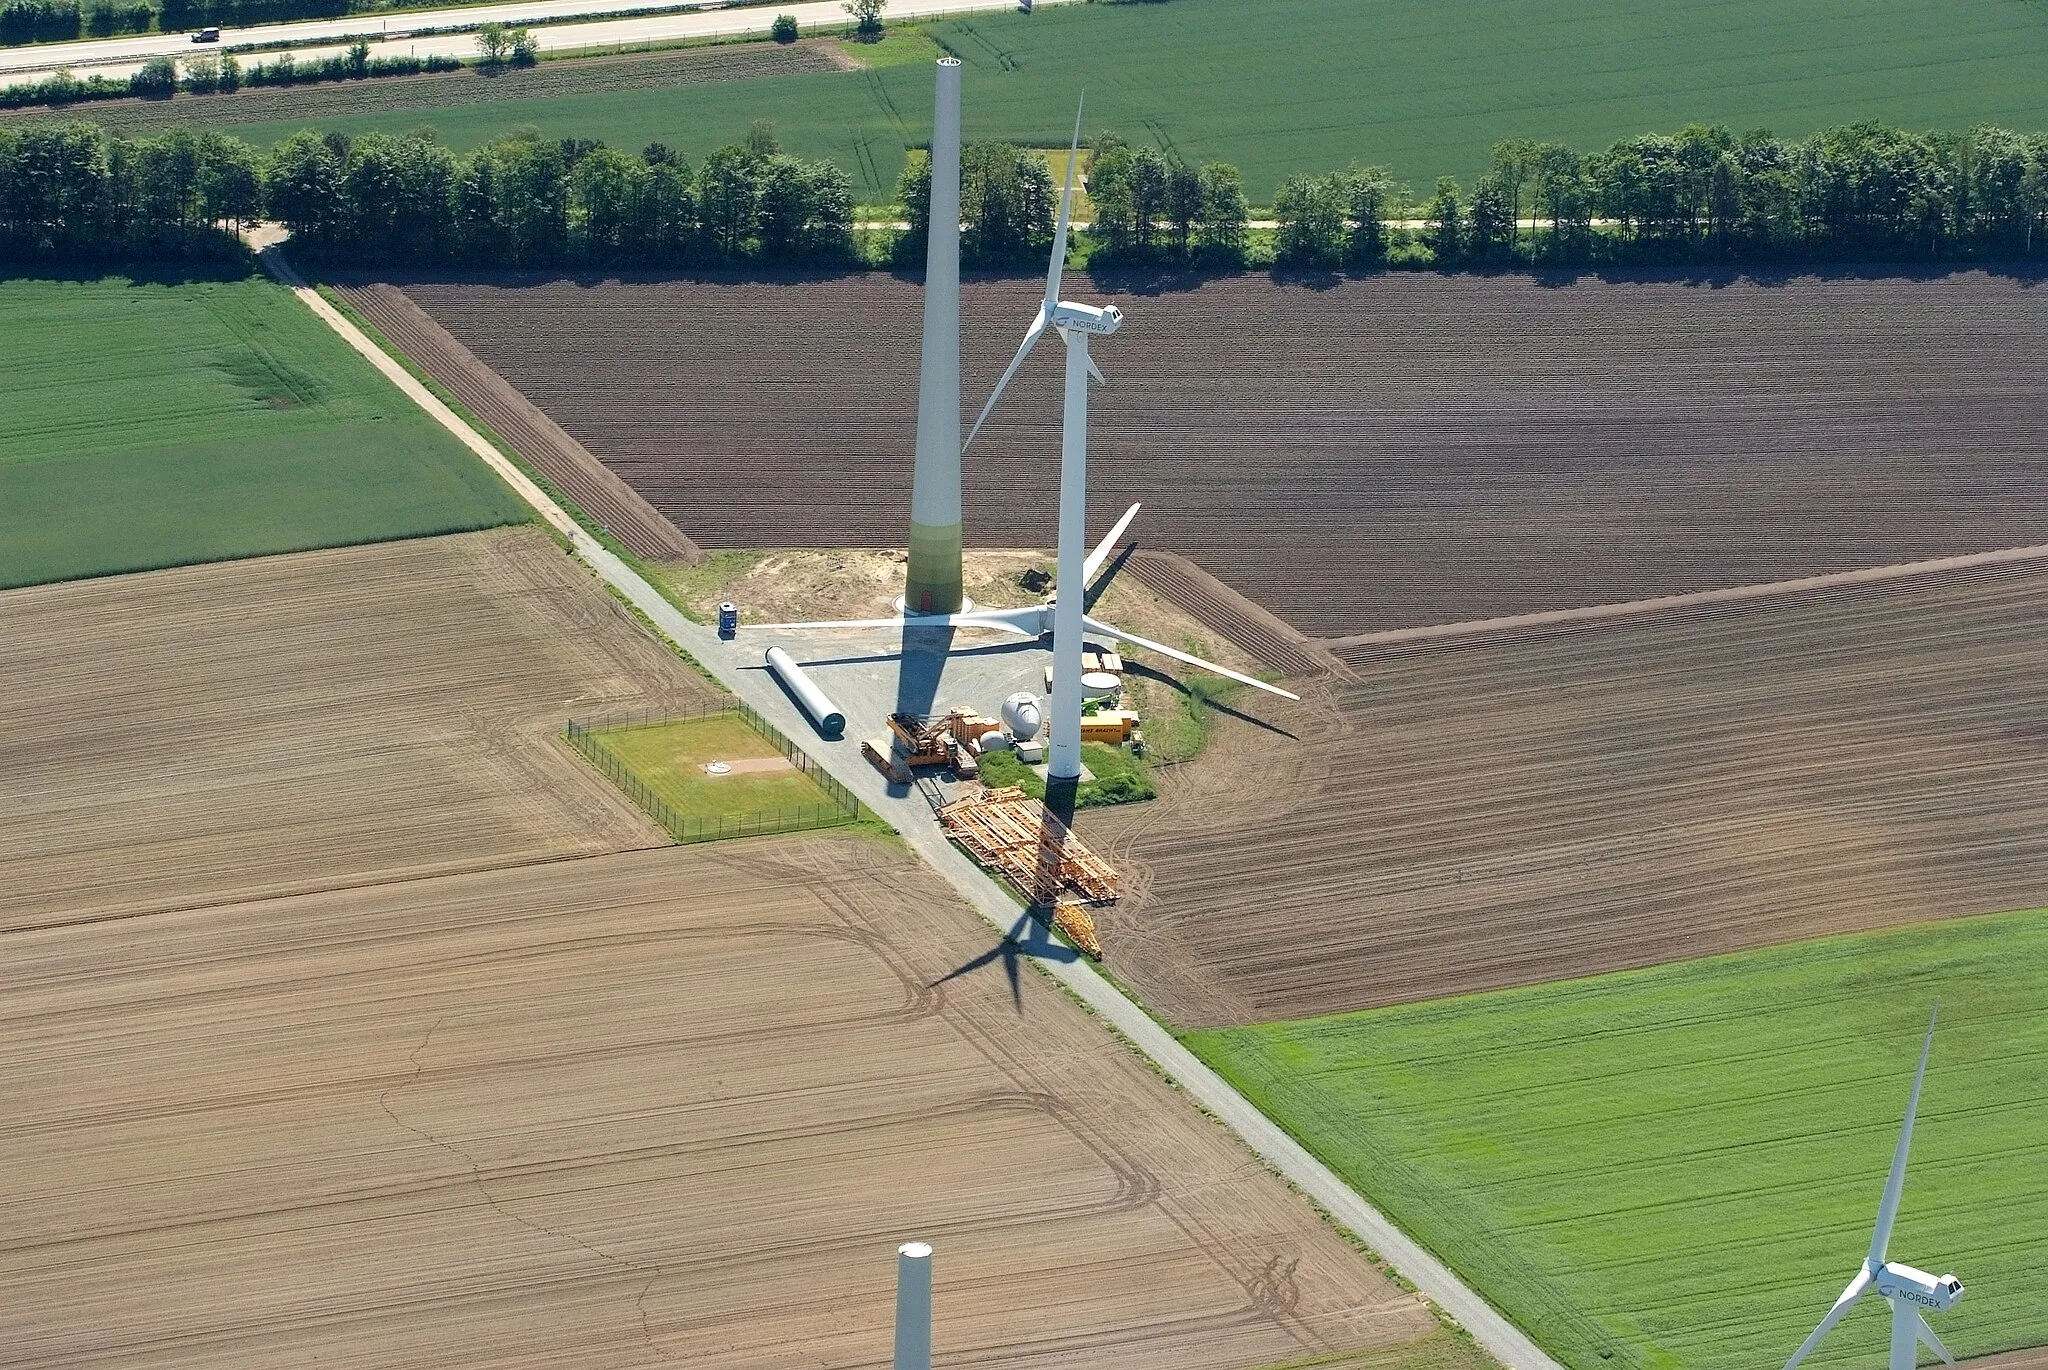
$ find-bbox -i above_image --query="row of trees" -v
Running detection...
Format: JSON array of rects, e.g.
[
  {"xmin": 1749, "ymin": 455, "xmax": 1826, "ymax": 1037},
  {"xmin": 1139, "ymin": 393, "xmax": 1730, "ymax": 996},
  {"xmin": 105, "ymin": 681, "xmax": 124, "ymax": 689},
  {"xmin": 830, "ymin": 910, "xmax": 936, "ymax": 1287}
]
[
  {"xmin": 10, "ymin": 116, "xmax": 2048, "ymax": 270},
  {"xmin": 1273, "ymin": 122, "xmax": 2048, "ymax": 268},
  {"xmin": 0, "ymin": 0, "xmax": 348, "ymax": 43},
  {"xmin": 896, "ymin": 133, "xmax": 1249, "ymax": 266},
  {"xmin": 0, "ymin": 120, "xmax": 857, "ymax": 265}
]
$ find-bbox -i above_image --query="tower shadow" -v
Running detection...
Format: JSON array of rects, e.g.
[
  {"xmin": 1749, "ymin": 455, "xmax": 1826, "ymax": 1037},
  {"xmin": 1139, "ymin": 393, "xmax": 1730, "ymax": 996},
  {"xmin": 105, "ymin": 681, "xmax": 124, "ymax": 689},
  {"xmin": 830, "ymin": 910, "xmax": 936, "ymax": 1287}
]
[{"xmin": 893, "ymin": 620, "xmax": 956, "ymax": 721}]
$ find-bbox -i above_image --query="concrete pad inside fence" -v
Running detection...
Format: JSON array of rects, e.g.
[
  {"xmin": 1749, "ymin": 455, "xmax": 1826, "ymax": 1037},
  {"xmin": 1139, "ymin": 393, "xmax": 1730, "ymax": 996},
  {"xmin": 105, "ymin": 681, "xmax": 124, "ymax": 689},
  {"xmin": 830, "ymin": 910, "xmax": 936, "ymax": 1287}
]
[{"xmin": 704, "ymin": 757, "xmax": 795, "ymax": 777}]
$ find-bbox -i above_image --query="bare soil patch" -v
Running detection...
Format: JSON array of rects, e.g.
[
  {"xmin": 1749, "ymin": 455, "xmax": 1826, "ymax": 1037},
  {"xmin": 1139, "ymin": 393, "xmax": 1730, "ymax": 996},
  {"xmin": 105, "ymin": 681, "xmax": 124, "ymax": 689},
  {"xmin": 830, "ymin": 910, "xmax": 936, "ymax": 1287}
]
[
  {"xmin": 0, "ymin": 527, "xmax": 718, "ymax": 932},
  {"xmin": 1083, "ymin": 560, "xmax": 2048, "ymax": 1028},
  {"xmin": 333, "ymin": 280, "xmax": 702, "ymax": 563},
  {"xmin": 0, "ymin": 838, "xmax": 1472, "ymax": 1370},
  {"xmin": 0, "ymin": 40, "xmax": 852, "ymax": 136},
  {"xmin": 393, "ymin": 269, "xmax": 2048, "ymax": 638}
]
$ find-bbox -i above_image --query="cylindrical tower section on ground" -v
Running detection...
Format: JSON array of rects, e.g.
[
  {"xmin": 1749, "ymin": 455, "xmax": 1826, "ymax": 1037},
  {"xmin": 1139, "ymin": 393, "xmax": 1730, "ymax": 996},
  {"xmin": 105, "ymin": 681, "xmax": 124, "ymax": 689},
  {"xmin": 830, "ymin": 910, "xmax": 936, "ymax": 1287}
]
[
  {"xmin": 893, "ymin": 1241, "xmax": 933, "ymax": 1370},
  {"xmin": 904, "ymin": 58, "xmax": 964, "ymax": 616},
  {"xmin": 764, "ymin": 646, "xmax": 846, "ymax": 738}
]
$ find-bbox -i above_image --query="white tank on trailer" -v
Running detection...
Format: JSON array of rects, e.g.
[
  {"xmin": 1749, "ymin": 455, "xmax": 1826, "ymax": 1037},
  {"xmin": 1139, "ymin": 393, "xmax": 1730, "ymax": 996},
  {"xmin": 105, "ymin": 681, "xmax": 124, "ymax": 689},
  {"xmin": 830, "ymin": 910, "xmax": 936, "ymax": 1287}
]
[{"xmin": 764, "ymin": 646, "xmax": 846, "ymax": 739}]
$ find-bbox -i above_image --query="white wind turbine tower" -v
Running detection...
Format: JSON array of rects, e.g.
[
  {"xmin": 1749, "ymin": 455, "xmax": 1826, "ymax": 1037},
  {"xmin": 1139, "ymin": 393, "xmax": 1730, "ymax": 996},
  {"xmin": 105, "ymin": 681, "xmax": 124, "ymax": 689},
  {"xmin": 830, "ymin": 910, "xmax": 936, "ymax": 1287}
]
[
  {"xmin": 1783, "ymin": 1008, "xmax": 1965, "ymax": 1370},
  {"xmin": 956, "ymin": 100, "xmax": 1297, "ymax": 782},
  {"xmin": 755, "ymin": 98, "xmax": 1297, "ymax": 779}
]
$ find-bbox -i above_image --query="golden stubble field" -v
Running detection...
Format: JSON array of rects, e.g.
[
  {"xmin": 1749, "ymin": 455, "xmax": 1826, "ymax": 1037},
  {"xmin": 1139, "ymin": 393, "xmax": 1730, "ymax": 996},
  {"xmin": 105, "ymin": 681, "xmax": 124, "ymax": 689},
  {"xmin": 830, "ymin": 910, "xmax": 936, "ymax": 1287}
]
[
  {"xmin": 0, "ymin": 839, "xmax": 1474, "ymax": 1370},
  {"xmin": 0, "ymin": 527, "xmax": 718, "ymax": 932}
]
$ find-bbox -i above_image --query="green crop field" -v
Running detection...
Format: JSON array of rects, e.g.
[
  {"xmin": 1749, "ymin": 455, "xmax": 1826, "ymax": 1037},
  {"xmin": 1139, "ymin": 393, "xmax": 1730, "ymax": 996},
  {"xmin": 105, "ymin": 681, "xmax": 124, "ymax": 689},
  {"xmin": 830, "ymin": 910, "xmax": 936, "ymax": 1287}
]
[
  {"xmin": 0, "ymin": 270, "xmax": 526, "ymax": 589},
  {"xmin": 35, "ymin": 0, "xmax": 2048, "ymax": 199},
  {"xmin": 1185, "ymin": 909, "xmax": 2048, "ymax": 1370}
]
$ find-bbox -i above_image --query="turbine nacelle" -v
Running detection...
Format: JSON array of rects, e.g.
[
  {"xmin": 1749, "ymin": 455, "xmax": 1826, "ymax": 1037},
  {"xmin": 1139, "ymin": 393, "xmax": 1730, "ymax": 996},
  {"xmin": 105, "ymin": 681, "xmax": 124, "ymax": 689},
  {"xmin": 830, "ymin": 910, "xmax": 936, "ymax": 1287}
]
[
  {"xmin": 1876, "ymin": 1263, "xmax": 1964, "ymax": 1312},
  {"xmin": 1052, "ymin": 301, "xmax": 1123, "ymax": 335}
]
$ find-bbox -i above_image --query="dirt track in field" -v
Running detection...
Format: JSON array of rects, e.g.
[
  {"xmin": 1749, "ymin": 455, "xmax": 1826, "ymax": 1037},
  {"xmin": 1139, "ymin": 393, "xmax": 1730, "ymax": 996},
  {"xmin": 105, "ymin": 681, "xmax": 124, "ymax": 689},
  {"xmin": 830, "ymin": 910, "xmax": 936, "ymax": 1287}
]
[
  {"xmin": 0, "ymin": 527, "xmax": 717, "ymax": 932},
  {"xmin": 333, "ymin": 280, "xmax": 703, "ymax": 563},
  {"xmin": 0, "ymin": 838, "xmax": 1472, "ymax": 1370},
  {"xmin": 1082, "ymin": 560, "xmax": 2048, "ymax": 1029},
  {"xmin": 391, "ymin": 269, "xmax": 2048, "ymax": 638}
]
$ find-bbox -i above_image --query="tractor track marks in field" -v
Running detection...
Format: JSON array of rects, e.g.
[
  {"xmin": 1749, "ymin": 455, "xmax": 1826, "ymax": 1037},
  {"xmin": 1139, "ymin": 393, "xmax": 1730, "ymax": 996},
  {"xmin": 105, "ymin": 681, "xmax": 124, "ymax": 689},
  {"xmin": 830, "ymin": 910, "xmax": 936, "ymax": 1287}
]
[
  {"xmin": 0, "ymin": 527, "xmax": 718, "ymax": 933},
  {"xmin": 1086, "ymin": 561, "xmax": 2048, "ymax": 1028},
  {"xmin": 397, "ymin": 270, "xmax": 2048, "ymax": 639},
  {"xmin": 332, "ymin": 279, "xmax": 702, "ymax": 563},
  {"xmin": 1, "ymin": 842, "xmax": 1465, "ymax": 1370}
]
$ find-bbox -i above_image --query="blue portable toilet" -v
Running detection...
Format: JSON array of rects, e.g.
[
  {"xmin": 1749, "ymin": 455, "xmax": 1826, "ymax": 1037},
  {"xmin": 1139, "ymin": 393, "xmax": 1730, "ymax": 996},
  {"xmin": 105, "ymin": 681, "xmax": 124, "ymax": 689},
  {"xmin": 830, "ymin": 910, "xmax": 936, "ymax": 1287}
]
[{"xmin": 717, "ymin": 602, "xmax": 739, "ymax": 639}]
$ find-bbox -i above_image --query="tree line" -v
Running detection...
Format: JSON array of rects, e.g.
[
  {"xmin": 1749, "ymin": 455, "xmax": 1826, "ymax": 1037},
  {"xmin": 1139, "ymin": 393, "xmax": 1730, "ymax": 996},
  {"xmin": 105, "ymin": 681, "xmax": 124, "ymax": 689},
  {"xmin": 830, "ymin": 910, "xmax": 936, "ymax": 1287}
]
[
  {"xmin": 1271, "ymin": 122, "xmax": 2048, "ymax": 268},
  {"xmin": 0, "ymin": 119, "xmax": 857, "ymax": 265},
  {"xmin": 8, "ymin": 115, "xmax": 2048, "ymax": 270},
  {"xmin": 895, "ymin": 132, "xmax": 1247, "ymax": 266}
]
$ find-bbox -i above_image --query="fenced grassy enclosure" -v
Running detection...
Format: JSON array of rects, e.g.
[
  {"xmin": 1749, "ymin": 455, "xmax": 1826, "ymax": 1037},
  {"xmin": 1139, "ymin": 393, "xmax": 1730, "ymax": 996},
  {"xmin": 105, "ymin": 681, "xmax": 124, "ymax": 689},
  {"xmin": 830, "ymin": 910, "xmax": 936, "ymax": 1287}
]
[{"xmin": 565, "ymin": 702, "xmax": 861, "ymax": 845}]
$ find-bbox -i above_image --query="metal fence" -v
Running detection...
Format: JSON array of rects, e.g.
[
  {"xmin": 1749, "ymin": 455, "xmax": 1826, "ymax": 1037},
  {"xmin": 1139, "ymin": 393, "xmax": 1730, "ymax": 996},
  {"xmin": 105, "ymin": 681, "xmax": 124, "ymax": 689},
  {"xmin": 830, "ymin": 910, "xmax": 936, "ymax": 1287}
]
[{"xmin": 565, "ymin": 702, "xmax": 861, "ymax": 846}]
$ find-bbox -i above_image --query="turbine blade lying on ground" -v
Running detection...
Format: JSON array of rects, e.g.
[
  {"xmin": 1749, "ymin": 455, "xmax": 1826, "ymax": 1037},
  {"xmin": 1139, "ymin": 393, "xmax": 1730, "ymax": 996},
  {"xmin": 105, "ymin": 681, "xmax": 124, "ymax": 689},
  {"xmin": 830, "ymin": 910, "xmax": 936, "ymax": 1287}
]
[
  {"xmin": 1081, "ymin": 614, "xmax": 1300, "ymax": 700},
  {"xmin": 1916, "ymin": 1313, "xmax": 1956, "ymax": 1365},
  {"xmin": 752, "ymin": 614, "xmax": 1031, "ymax": 633},
  {"xmin": 1871, "ymin": 1006, "xmax": 1940, "ymax": 1265},
  {"xmin": 1083, "ymin": 503, "xmax": 1141, "ymax": 586},
  {"xmin": 1783, "ymin": 1266, "xmax": 1874, "ymax": 1370}
]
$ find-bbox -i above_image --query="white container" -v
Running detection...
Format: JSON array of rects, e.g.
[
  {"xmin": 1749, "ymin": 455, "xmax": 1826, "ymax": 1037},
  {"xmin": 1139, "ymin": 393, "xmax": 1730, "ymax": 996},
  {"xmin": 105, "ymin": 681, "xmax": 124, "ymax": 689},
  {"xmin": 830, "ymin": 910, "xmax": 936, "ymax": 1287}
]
[
  {"xmin": 1080, "ymin": 671, "xmax": 1120, "ymax": 701},
  {"xmin": 1001, "ymin": 691, "xmax": 1043, "ymax": 741}
]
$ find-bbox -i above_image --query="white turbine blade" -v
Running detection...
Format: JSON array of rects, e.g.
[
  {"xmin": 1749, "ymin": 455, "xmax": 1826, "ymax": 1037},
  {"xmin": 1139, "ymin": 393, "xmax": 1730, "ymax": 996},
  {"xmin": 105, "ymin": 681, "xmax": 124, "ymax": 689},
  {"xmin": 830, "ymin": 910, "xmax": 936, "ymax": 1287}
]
[
  {"xmin": 1045, "ymin": 96, "xmax": 1084, "ymax": 313},
  {"xmin": 964, "ymin": 308, "xmax": 1047, "ymax": 451},
  {"xmin": 1085, "ymin": 351, "xmax": 1106, "ymax": 386},
  {"xmin": 752, "ymin": 613, "xmax": 1027, "ymax": 633},
  {"xmin": 1871, "ymin": 1007, "xmax": 1940, "ymax": 1266},
  {"xmin": 753, "ymin": 616, "xmax": 919, "ymax": 631},
  {"xmin": 1083, "ymin": 502, "xmax": 1142, "ymax": 584},
  {"xmin": 1081, "ymin": 614, "xmax": 1300, "ymax": 700},
  {"xmin": 944, "ymin": 614, "xmax": 1037, "ymax": 637},
  {"xmin": 1784, "ymin": 1266, "xmax": 1875, "ymax": 1370},
  {"xmin": 1915, "ymin": 1313, "xmax": 1955, "ymax": 1366}
]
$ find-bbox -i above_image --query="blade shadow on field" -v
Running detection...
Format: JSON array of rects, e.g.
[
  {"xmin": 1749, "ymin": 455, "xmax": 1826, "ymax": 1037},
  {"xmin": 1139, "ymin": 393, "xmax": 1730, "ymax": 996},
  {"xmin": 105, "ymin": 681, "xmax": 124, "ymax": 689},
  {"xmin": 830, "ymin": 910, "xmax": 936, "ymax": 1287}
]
[
  {"xmin": 928, "ymin": 910, "xmax": 1079, "ymax": 1015},
  {"xmin": 1126, "ymin": 661, "xmax": 1300, "ymax": 741}
]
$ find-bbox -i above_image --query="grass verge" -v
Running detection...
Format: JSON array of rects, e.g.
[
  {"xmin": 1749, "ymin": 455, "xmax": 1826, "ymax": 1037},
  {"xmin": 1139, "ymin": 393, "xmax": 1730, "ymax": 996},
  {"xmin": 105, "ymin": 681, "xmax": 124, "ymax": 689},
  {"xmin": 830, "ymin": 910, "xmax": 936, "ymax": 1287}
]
[{"xmin": 976, "ymin": 741, "xmax": 1155, "ymax": 807}]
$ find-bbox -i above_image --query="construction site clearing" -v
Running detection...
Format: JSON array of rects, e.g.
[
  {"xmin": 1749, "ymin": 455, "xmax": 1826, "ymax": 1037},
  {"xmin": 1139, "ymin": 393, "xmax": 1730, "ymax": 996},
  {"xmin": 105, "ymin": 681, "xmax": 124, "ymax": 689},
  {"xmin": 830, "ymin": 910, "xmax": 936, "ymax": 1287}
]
[{"xmin": 862, "ymin": 699, "xmax": 1131, "ymax": 963}]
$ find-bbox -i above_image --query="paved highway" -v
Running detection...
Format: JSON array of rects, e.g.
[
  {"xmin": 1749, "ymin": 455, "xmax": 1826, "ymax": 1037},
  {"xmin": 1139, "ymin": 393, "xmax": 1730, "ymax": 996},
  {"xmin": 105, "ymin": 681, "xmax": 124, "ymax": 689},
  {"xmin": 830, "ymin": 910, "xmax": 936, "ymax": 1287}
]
[{"xmin": 1, "ymin": 0, "xmax": 1070, "ymax": 85}]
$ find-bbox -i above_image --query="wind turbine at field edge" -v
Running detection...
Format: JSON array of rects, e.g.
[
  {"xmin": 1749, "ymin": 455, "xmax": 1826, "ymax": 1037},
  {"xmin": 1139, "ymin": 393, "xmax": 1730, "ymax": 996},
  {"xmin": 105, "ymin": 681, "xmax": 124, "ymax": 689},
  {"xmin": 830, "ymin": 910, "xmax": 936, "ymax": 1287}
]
[
  {"xmin": 1782, "ymin": 1007, "xmax": 1964, "ymax": 1370},
  {"xmin": 751, "ymin": 96, "xmax": 1297, "ymax": 779}
]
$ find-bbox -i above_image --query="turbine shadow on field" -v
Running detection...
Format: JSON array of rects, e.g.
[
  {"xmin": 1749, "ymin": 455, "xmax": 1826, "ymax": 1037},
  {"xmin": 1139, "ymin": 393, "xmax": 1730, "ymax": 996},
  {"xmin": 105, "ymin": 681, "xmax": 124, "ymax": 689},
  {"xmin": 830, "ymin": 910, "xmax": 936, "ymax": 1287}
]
[{"xmin": 929, "ymin": 909, "xmax": 1079, "ymax": 1014}]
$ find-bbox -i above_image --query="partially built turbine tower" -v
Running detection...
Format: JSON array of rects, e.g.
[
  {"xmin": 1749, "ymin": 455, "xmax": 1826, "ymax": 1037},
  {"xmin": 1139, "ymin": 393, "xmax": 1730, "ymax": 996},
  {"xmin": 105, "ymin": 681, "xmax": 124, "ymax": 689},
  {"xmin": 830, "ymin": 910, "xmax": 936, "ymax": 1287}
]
[{"xmin": 903, "ymin": 57, "xmax": 964, "ymax": 615}]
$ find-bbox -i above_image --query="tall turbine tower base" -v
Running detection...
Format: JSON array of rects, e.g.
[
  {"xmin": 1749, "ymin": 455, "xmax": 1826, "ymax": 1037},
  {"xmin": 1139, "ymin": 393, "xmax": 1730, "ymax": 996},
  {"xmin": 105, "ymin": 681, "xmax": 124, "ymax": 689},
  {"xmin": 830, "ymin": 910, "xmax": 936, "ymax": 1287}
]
[
  {"xmin": 1045, "ymin": 329, "xmax": 1092, "ymax": 787},
  {"xmin": 903, "ymin": 56, "xmax": 965, "ymax": 615}
]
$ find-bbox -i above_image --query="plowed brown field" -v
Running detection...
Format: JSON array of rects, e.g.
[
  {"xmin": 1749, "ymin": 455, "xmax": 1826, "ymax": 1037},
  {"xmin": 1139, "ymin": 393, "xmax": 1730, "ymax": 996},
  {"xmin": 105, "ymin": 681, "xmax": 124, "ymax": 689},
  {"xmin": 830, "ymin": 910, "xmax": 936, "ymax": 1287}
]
[
  {"xmin": 0, "ymin": 527, "xmax": 716, "ymax": 932},
  {"xmin": 393, "ymin": 270, "xmax": 2048, "ymax": 637},
  {"xmin": 1083, "ymin": 560, "xmax": 2048, "ymax": 1029},
  {"xmin": 0, "ymin": 838, "xmax": 1475, "ymax": 1370}
]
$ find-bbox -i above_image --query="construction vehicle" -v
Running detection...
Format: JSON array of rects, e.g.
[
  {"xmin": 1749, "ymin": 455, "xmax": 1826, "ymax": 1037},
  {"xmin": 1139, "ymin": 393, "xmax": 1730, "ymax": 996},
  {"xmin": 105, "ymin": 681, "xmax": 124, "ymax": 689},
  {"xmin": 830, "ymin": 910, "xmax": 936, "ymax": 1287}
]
[{"xmin": 863, "ymin": 709, "xmax": 990, "ymax": 782}]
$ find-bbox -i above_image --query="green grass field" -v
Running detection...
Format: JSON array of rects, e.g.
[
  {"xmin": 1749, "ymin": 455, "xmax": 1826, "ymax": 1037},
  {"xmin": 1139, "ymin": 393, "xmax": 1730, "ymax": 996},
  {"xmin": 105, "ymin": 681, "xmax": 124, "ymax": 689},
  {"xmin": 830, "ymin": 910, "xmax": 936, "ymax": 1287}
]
[
  {"xmin": 42, "ymin": 0, "xmax": 2048, "ymax": 198},
  {"xmin": 0, "ymin": 270, "xmax": 526, "ymax": 588},
  {"xmin": 588, "ymin": 714, "xmax": 846, "ymax": 823},
  {"xmin": 1184, "ymin": 910, "xmax": 2048, "ymax": 1370}
]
